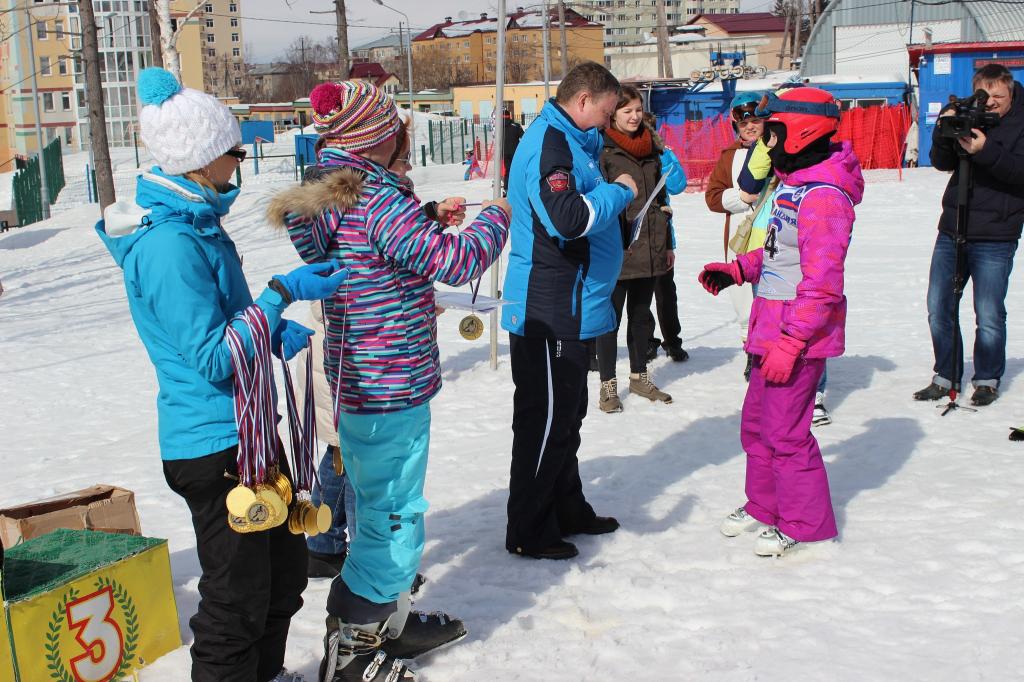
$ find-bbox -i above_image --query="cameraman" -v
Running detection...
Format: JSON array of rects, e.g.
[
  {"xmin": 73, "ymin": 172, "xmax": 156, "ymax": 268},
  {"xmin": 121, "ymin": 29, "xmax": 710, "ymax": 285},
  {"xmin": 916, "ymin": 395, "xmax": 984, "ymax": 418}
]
[{"xmin": 915, "ymin": 64, "xmax": 1024, "ymax": 406}]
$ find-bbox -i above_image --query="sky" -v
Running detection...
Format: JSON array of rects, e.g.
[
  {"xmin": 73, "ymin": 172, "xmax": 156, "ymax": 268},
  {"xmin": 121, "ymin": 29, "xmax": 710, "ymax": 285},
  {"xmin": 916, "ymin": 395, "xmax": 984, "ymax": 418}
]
[{"xmin": 242, "ymin": 0, "xmax": 769, "ymax": 63}]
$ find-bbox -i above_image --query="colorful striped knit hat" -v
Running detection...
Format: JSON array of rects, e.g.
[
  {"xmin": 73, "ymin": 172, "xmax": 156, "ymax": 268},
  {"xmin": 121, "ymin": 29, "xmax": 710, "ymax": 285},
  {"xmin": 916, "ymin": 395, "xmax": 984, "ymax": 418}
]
[{"xmin": 309, "ymin": 80, "xmax": 401, "ymax": 153}]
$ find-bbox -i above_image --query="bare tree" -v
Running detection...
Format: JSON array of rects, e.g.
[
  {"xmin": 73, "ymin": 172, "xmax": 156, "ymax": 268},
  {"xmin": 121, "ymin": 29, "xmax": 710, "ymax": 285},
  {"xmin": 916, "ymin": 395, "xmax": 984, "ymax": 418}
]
[
  {"xmin": 557, "ymin": 0, "xmax": 568, "ymax": 78},
  {"xmin": 412, "ymin": 46, "xmax": 474, "ymax": 89},
  {"xmin": 335, "ymin": 0, "xmax": 350, "ymax": 77},
  {"xmin": 656, "ymin": 0, "xmax": 673, "ymax": 78},
  {"xmin": 154, "ymin": 0, "xmax": 205, "ymax": 82},
  {"xmin": 78, "ymin": 0, "xmax": 115, "ymax": 208},
  {"xmin": 506, "ymin": 46, "xmax": 535, "ymax": 83}
]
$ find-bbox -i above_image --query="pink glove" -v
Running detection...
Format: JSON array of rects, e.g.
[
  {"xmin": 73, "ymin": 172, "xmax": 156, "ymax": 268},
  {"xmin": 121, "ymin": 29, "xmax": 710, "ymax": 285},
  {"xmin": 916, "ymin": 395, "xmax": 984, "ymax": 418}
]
[
  {"xmin": 697, "ymin": 261, "xmax": 744, "ymax": 296},
  {"xmin": 760, "ymin": 335, "xmax": 806, "ymax": 384}
]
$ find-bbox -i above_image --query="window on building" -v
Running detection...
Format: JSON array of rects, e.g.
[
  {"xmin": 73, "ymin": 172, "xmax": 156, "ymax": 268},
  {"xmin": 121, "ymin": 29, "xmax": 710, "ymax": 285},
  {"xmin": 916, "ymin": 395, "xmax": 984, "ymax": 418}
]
[
  {"xmin": 36, "ymin": 21, "xmax": 47, "ymax": 39},
  {"xmin": 206, "ymin": 33, "xmax": 215, "ymax": 43},
  {"xmin": 58, "ymin": 56, "xmax": 68, "ymax": 74},
  {"xmin": 205, "ymin": 18, "xmax": 214, "ymax": 28},
  {"xmin": 232, "ymin": 47, "xmax": 240, "ymax": 57},
  {"xmin": 204, "ymin": 3, "xmax": 212, "ymax": 11},
  {"xmin": 43, "ymin": 92, "xmax": 54, "ymax": 111},
  {"xmin": 231, "ymin": 32, "xmax": 238, "ymax": 42},
  {"xmin": 77, "ymin": 89, "xmax": 85, "ymax": 108},
  {"xmin": 208, "ymin": 48, "xmax": 216, "ymax": 57},
  {"xmin": 234, "ymin": 77, "xmax": 242, "ymax": 86},
  {"xmin": 64, "ymin": 126, "xmax": 73, "ymax": 145},
  {"xmin": 230, "ymin": 17, "xmax": 238, "ymax": 27},
  {"xmin": 55, "ymin": 21, "xmax": 64, "ymax": 39},
  {"xmin": 39, "ymin": 56, "xmax": 51, "ymax": 75},
  {"xmin": 233, "ymin": 63, "xmax": 240, "ymax": 71},
  {"xmin": 229, "ymin": 2, "xmax": 237, "ymax": 11},
  {"xmin": 61, "ymin": 92, "xmax": 71, "ymax": 110}
]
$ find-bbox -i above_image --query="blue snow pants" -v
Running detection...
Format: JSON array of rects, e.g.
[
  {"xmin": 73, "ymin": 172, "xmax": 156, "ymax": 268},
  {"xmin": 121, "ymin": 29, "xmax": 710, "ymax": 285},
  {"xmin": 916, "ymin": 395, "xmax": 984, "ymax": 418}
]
[{"xmin": 333, "ymin": 403, "xmax": 431, "ymax": 608}]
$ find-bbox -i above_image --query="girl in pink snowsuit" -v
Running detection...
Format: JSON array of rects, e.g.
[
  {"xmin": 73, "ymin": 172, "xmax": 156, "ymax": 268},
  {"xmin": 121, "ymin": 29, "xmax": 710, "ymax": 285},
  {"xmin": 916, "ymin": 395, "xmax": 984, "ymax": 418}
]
[{"xmin": 699, "ymin": 86, "xmax": 864, "ymax": 556}]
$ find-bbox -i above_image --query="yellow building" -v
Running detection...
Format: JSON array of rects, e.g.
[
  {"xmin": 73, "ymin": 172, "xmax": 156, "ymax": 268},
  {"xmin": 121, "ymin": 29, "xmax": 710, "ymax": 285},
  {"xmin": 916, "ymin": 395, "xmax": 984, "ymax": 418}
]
[
  {"xmin": 452, "ymin": 82, "xmax": 557, "ymax": 123},
  {"xmin": 199, "ymin": 0, "xmax": 245, "ymax": 98},
  {"xmin": 412, "ymin": 7, "xmax": 604, "ymax": 86}
]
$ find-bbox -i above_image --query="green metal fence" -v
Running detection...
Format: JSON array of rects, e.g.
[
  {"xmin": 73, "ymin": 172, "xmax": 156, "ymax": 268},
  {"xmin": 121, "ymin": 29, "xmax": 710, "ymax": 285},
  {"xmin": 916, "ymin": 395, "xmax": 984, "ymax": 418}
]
[
  {"xmin": 426, "ymin": 118, "xmax": 491, "ymax": 165},
  {"xmin": 10, "ymin": 139, "xmax": 66, "ymax": 227}
]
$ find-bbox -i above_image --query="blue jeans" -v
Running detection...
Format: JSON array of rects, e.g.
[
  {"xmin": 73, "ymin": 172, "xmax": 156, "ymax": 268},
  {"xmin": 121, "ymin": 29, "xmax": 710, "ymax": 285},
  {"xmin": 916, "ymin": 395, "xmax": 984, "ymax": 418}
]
[
  {"xmin": 817, "ymin": 364, "xmax": 827, "ymax": 395},
  {"xmin": 926, "ymin": 232, "xmax": 1018, "ymax": 389},
  {"xmin": 307, "ymin": 444, "xmax": 357, "ymax": 556}
]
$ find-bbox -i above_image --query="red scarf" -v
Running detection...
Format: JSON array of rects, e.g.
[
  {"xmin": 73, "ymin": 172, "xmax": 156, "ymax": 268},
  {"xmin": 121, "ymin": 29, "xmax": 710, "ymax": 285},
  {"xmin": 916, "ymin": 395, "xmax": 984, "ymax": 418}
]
[{"xmin": 606, "ymin": 125, "xmax": 654, "ymax": 159}]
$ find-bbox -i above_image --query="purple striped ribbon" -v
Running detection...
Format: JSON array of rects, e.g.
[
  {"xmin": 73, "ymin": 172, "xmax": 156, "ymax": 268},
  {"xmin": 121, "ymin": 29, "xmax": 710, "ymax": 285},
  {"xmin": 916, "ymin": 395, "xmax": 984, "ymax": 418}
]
[
  {"xmin": 226, "ymin": 306, "xmax": 277, "ymax": 487},
  {"xmin": 280, "ymin": 346, "xmax": 319, "ymax": 492}
]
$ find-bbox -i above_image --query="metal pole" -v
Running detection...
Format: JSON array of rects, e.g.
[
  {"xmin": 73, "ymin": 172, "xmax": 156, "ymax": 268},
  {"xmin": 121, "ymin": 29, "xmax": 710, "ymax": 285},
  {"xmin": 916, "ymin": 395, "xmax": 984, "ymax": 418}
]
[
  {"xmin": 490, "ymin": 0, "xmax": 508, "ymax": 370},
  {"xmin": 405, "ymin": 22, "xmax": 415, "ymax": 163},
  {"xmin": 25, "ymin": 8, "xmax": 51, "ymax": 219},
  {"xmin": 542, "ymin": 0, "xmax": 551, "ymax": 101},
  {"xmin": 907, "ymin": 0, "xmax": 916, "ymax": 86}
]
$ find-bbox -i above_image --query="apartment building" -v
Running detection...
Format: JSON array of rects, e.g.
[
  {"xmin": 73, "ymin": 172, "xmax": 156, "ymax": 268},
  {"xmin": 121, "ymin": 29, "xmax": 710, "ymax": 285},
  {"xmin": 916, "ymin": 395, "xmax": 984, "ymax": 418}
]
[
  {"xmin": 412, "ymin": 8, "xmax": 604, "ymax": 86},
  {"xmin": 574, "ymin": 0, "xmax": 739, "ymax": 47},
  {"xmin": 200, "ymin": 0, "xmax": 245, "ymax": 98}
]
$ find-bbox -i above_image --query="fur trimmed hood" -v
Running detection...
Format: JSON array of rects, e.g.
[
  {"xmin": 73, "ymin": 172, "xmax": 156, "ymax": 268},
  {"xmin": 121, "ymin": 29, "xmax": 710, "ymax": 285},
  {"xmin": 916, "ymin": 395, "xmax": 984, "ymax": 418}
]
[{"xmin": 266, "ymin": 167, "xmax": 364, "ymax": 229}]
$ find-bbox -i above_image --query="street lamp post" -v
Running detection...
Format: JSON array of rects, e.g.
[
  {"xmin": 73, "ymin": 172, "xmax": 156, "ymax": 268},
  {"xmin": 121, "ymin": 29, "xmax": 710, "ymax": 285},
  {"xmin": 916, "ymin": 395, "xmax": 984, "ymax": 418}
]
[{"xmin": 373, "ymin": 0, "xmax": 415, "ymax": 164}]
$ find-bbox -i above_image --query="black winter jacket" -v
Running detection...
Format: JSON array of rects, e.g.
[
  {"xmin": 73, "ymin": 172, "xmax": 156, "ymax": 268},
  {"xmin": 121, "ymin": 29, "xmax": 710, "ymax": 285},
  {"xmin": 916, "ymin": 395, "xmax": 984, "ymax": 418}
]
[{"xmin": 931, "ymin": 81, "xmax": 1024, "ymax": 242}]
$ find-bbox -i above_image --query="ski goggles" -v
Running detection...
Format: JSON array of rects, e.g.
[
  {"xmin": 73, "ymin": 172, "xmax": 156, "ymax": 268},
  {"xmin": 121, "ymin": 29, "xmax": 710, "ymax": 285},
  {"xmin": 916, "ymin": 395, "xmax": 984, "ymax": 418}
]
[
  {"xmin": 731, "ymin": 103, "xmax": 761, "ymax": 122},
  {"xmin": 755, "ymin": 92, "xmax": 841, "ymax": 119}
]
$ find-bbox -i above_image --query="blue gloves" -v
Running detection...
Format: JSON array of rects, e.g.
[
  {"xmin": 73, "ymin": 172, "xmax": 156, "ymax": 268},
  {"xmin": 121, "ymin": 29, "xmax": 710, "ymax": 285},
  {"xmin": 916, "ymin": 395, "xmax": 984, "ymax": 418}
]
[
  {"xmin": 275, "ymin": 259, "xmax": 350, "ymax": 302},
  {"xmin": 273, "ymin": 320, "xmax": 314, "ymax": 360}
]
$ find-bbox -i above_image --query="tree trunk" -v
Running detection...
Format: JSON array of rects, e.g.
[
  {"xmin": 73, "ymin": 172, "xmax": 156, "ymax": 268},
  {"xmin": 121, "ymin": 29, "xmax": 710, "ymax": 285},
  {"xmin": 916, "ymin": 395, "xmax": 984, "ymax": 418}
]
[
  {"xmin": 794, "ymin": 0, "xmax": 804, "ymax": 66},
  {"xmin": 778, "ymin": 4, "xmax": 790, "ymax": 69},
  {"xmin": 656, "ymin": 0, "xmax": 673, "ymax": 78},
  {"xmin": 557, "ymin": 0, "xmax": 568, "ymax": 78},
  {"xmin": 155, "ymin": 0, "xmax": 180, "ymax": 81},
  {"xmin": 78, "ymin": 0, "xmax": 115, "ymax": 209},
  {"xmin": 335, "ymin": 0, "xmax": 350, "ymax": 77},
  {"xmin": 149, "ymin": 3, "xmax": 163, "ymax": 67}
]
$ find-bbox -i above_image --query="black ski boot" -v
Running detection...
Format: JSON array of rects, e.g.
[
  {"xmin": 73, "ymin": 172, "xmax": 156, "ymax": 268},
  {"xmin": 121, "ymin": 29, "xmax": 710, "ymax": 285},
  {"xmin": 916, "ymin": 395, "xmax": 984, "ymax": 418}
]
[
  {"xmin": 319, "ymin": 617, "xmax": 415, "ymax": 682},
  {"xmin": 383, "ymin": 610, "xmax": 468, "ymax": 660}
]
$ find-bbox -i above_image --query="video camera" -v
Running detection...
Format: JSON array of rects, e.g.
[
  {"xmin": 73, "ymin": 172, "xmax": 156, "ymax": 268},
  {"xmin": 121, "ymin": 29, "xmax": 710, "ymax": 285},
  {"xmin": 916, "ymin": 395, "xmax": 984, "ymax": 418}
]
[{"xmin": 937, "ymin": 89, "xmax": 1001, "ymax": 139}]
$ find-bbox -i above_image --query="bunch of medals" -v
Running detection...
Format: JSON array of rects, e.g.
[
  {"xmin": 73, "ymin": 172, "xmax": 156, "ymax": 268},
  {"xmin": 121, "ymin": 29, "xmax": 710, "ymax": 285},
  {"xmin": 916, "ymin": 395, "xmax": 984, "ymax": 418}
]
[
  {"xmin": 223, "ymin": 306, "xmax": 328, "ymax": 534},
  {"xmin": 279, "ymin": 343, "xmax": 332, "ymax": 537}
]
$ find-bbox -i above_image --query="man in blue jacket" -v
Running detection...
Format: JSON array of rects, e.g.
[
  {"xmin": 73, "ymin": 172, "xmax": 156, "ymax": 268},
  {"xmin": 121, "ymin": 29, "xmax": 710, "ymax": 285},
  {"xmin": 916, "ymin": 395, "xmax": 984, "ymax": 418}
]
[{"xmin": 502, "ymin": 62, "xmax": 637, "ymax": 560}]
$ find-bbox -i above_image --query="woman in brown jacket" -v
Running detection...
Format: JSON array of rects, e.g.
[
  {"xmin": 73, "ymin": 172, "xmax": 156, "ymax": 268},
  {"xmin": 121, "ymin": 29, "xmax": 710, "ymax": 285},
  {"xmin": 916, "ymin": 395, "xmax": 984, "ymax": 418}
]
[{"xmin": 595, "ymin": 85, "xmax": 673, "ymax": 413}]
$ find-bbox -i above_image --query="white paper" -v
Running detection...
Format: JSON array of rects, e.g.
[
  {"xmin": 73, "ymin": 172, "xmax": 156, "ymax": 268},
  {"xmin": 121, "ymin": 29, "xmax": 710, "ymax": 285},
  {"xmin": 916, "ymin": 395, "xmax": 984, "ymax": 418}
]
[
  {"xmin": 434, "ymin": 291, "xmax": 509, "ymax": 314},
  {"xmin": 934, "ymin": 53, "xmax": 951, "ymax": 75},
  {"xmin": 629, "ymin": 174, "xmax": 668, "ymax": 245},
  {"xmin": 928, "ymin": 102, "xmax": 942, "ymax": 114}
]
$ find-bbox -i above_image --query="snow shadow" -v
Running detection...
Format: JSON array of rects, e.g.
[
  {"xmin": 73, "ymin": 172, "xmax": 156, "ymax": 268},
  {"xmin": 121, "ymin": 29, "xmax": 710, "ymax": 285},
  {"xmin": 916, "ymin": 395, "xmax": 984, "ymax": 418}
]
[
  {"xmin": 824, "ymin": 354, "xmax": 898, "ymax": 413},
  {"xmin": 440, "ymin": 338, "xmax": 510, "ymax": 382},
  {"xmin": 992, "ymin": 357, "xmax": 1024, "ymax": 393},
  {"xmin": 824, "ymin": 417, "xmax": 923, "ymax": 533},
  {"xmin": 0, "ymin": 227, "xmax": 63, "ymax": 250},
  {"xmin": 168, "ymin": 548, "xmax": 202, "ymax": 644},
  {"xmin": 418, "ymin": 412, "xmax": 742, "ymax": 643},
  {"xmin": 648, "ymin": 344, "xmax": 741, "ymax": 386}
]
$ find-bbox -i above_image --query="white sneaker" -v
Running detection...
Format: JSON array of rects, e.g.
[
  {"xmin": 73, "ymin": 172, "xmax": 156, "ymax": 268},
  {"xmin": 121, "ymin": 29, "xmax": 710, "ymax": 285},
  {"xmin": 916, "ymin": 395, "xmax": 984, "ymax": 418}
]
[
  {"xmin": 754, "ymin": 526, "xmax": 800, "ymax": 557},
  {"xmin": 812, "ymin": 392, "xmax": 832, "ymax": 427},
  {"xmin": 720, "ymin": 506, "xmax": 766, "ymax": 537}
]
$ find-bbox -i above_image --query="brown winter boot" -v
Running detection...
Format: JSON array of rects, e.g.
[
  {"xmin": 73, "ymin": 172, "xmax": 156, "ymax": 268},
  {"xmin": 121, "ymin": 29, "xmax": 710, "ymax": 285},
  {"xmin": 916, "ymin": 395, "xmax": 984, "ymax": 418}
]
[
  {"xmin": 599, "ymin": 378, "xmax": 623, "ymax": 413},
  {"xmin": 629, "ymin": 372, "xmax": 672, "ymax": 403}
]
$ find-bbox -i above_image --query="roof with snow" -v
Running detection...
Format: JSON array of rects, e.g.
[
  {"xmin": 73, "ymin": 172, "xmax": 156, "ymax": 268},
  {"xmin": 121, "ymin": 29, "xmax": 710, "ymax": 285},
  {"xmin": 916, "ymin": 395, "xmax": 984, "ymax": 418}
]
[
  {"xmin": 353, "ymin": 34, "xmax": 403, "ymax": 51},
  {"xmin": 686, "ymin": 13, "xmax": 787, "ymax": 34},
  {"xmin": 413, "ymin": 7, "xmax": 599, "ymax": 42},
  {"xmin": 349, "ymin": 62, "xmax": 400, "ymax": 87}
]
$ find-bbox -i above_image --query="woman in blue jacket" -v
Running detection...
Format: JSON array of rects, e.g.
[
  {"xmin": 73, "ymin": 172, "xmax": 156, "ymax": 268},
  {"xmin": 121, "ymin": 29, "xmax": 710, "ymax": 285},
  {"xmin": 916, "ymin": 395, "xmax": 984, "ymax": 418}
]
[{"xmin": 96, "ymin": 68, "xmax": 347, "ymax": 682}]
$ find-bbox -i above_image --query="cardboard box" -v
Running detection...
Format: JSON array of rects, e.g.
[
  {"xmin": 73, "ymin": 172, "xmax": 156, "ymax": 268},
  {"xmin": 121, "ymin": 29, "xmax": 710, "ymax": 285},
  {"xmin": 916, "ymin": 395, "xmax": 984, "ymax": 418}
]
[
  {"xmin": 0, "ymin": 485, "xmax": 142, "ymax": 549},
  {"xmin": 2, "ymin": 528, "xmax": 181, "ymax": 681}
]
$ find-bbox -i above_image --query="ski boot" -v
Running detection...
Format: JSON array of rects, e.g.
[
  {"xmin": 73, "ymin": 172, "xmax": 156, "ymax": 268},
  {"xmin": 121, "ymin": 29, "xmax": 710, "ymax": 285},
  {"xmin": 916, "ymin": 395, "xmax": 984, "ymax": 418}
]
[
  {"xmin": 754, "ymin": 527, "xmax": 801, "ymax": 557},
  {"xmin": 720, "ymin": 506, "xmax": 765, "ymax": 537},
  {"xmin": 599, "ymin": 378, "xmax": 623, "ymax": 413},
  {"xmin": 662, "ymin": 340, "xmax": 689, "ymax": 362},
  {"xmin": 383, "ymin": 610, "xmax": 468, "ymax": 660},
  {"xmin": 812, "ymin": 392, "xmax": 832, "ymax": 427},
  {"xmin": 1010, "ymin": 426, "xmax": 1024, "ymax": 442},
  {"xmin": 629, "ymin": 372, "xmax": 672, "ymax": 403},
  {"xmin": 319, "ymin": 616, "xmax": 415, "ymax": 682}
]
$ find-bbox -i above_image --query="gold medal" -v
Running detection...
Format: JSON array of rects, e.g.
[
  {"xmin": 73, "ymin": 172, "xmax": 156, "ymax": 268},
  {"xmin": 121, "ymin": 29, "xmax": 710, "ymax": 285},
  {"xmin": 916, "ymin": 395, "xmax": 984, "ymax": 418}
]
[
  {"xmin": 459, "ymin": 314, "xmax": 484, "ymax": 340},
  {"xmin": 226, "ymin": 485, "xmax": 256, "ymax": 517},
  {"xmin": 228, "ymin": 512, "xmax": 254, "ymax": 533},
  {"xmin": 245, "ymin": 499, "xmax": 272, "ymax": 526},
  {"xmin": 287, "ymin": 500, "xmax": 309, "ymax": 535},
  {"xmin": 303, "ymin": 504, "xmax": 320, "ymax": 536},
  {"xmin": 267, "ymin": 470, "xmax": 293, "ymax": 507},
  {"xmin": 315, "ymin": 503, "xmax": 332, "ymax": 534}
]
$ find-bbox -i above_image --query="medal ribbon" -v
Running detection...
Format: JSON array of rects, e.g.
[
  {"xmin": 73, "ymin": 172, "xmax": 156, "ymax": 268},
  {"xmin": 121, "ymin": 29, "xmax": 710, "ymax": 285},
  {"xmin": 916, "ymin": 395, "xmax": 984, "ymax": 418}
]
[
  {"xmin": 226, "ymin": 305, "xmax": 277, "ymax": 487},
  {"xmin": 280, "ymin": 345, "xmax": 319, "ymax": 492}
]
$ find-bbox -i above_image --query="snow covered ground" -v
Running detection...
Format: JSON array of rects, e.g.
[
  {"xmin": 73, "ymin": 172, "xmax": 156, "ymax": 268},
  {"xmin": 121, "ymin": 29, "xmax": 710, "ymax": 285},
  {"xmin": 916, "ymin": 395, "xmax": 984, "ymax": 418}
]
[{"xmin": 2, "ymin": 158, "xmax": 1023, "ymax": 681}]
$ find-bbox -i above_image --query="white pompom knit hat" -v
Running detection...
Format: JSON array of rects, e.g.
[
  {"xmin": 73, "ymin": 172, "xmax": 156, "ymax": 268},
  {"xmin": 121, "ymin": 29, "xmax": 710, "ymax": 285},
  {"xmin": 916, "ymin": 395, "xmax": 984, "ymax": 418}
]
[{"xmin": 137, "ymin": 67, "xmax": 241, "ymax": 175}]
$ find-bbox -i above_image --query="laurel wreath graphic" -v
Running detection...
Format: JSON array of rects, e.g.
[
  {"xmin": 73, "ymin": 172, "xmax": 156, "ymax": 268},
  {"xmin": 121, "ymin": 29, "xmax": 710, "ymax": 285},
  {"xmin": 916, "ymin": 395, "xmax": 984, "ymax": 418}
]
[{"xmin": 44, "ymin": 577, "xmax": 141, "ymax": 682}]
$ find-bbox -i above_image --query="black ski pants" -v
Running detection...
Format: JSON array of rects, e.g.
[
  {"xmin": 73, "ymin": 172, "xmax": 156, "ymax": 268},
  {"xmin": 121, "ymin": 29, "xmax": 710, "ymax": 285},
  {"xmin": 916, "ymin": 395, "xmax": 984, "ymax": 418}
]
[
  {"xmin": 597, "ymin": 277, "xmax": 657, "ymax": 381},
  {"xmin": 646, "ymin": 268, "xmax": 682, "ymax": 347},
  {"xmin": 506, "ymin": 334, "xmax": 597, "ymax": 553},
  {"xmin": 163, "ymin": 446, "xmax": 308, "ymax": 682}
]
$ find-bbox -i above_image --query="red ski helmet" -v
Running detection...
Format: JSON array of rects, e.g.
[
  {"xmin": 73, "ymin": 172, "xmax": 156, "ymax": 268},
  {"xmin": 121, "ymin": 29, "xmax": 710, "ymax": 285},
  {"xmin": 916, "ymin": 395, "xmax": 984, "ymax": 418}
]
[{"xmin": 755, "ymin": 86, "xmax": 840, "ymax": 154}]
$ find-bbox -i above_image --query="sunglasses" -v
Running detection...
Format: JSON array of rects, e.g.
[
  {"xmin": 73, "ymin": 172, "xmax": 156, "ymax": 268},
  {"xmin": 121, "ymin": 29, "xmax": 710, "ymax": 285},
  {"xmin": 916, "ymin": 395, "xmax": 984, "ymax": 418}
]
[{"xmin": 223, "ymin": 148, "xmax": 247, "ymax": 162}]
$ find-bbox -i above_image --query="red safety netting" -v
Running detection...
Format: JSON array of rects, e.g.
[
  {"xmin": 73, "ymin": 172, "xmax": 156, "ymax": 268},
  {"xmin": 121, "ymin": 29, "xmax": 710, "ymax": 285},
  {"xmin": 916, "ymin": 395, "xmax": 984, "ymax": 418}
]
[
  {"xmin": 835, "ymin": 103, "xmax": 911, "ymax": 178},
  {"xmin": 660, "ymin": 104, "xmax": 912, "ymax": 189},
  {"xmin": 658, "ymin": 116, "xmax": 735, "ymax": 193}
]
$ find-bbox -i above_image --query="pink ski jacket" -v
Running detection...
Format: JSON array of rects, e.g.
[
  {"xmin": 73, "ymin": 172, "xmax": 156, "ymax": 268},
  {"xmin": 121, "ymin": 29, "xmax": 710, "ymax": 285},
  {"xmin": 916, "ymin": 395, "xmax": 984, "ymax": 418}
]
[{"xmin": 736, "ymin": 142, "xmax": 864, "ymax": 358}]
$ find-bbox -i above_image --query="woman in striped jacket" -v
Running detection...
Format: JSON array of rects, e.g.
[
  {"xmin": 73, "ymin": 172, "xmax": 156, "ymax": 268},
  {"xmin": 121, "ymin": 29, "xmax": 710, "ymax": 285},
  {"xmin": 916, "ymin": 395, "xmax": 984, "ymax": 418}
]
[{"xmin": 268, "ymin": 81, "xmax": 510, "ymax": 682}]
